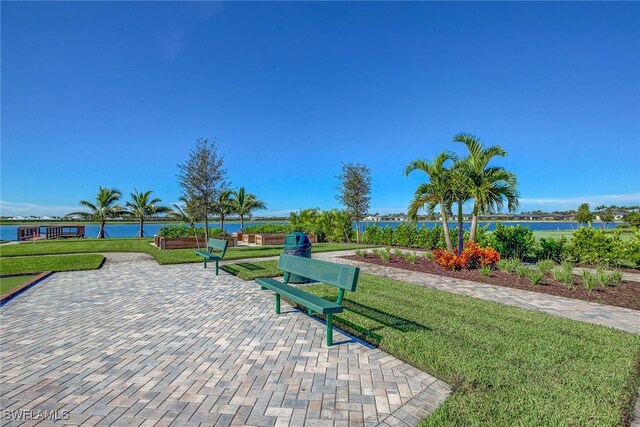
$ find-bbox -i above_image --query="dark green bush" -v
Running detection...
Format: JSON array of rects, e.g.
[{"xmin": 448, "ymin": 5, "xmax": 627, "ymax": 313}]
[
  {"xmin": 567, "ymin": 227, "xmax": 621, "ymax": 265},
  {"xmin": 157, "ymin": 225, "xmax": 224, "ymax": 238},
  {"xmin": 244, "ymin": 223, "xmax": 291, "ymax": 234},
  {"xmin": 394, "ymin": 223, "xmax": 417, "ymax": 247},
  {"xmin": 620, "ymin": 231, "xmax": 640, "ymax": 267},
  {"xmin": 488, "ymin": 224, "xmax": 535, "ymax": 260},
  {"xmin": 536, "ymin": 237, "xmax": 567, "ymax": 262}
]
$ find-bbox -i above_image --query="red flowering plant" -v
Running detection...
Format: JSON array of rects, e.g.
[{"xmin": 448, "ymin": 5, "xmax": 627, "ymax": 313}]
[{"xmin": 432, "ymin": 242, "xmax": 500, "ymax": 271}]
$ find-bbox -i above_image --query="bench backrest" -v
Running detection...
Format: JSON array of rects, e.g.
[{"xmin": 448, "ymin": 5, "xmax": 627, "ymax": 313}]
[
  {"xmin": 277, "ymin": 254, "xmax": 359, "ymax": 292},
  {"xmin": 207, "ymin": 238, "xmax": 229, "ymax": 257}
]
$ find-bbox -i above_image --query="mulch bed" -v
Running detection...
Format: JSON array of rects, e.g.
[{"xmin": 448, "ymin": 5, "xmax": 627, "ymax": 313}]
[{"xmin": 345, "ymin": 254, "xmax": 640, "ymax": 311}]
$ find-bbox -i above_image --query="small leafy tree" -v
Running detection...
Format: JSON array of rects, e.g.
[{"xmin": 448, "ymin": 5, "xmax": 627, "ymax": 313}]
[
  {"xmin": 489, "ymin": 223, "xmax": 535, "ymax": 260},
  {"xmin": 336, "ymin": 162, "xmax": 371, "ymax": 243},
  {"xmin": 177, "ymin": 138, "xmax": 227, "ymax": 241},
  {"xmin": 575, "ymin": 203, "xmax": 594, "ymax": 226},
  {"xmin": 599, "ymin": 207, "xmax": 615, "ymax": 228},
  {"xmin": 626, "ymin": 211, "xmax": 640, "ymax": 229},
  {"xmin": 125, "ymin": 189, "xmax": 170, "ymax": 237}
]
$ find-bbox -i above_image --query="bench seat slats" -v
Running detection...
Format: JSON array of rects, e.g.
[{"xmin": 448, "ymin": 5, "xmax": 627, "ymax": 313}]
[
  {"xmin": 256, "ymin": 278, "xmax": 343, "ymax": 315},
  {"xmin": 194, "ymin": 238, "xmax": 229, "ymax": 274}
]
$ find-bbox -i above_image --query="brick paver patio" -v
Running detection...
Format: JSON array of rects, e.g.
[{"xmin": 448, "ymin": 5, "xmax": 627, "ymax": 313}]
[{"xmin": 0, "ymin": 255, "xmax": 450, "ymax": 427}]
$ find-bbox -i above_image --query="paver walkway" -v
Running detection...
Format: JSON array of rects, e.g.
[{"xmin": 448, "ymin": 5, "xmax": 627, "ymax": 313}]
[
  {"xmin": 0, "ymin": 255, "xmax": 449, "ymax": 427},
  {"xmin": 315, "ymin": 252, "xmax": 640, "ymax": 335}
]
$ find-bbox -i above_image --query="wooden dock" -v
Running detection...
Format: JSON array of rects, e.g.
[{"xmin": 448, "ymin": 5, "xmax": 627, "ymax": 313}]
[{"xmin": 17, "ymin": 225, "xmax": 85, "ymax": 241}]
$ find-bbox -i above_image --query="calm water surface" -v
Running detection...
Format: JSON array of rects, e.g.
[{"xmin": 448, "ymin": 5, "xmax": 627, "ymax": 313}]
[{"xmin": 0, "ymin": 221, "xmax": 614, "ymax": 241}]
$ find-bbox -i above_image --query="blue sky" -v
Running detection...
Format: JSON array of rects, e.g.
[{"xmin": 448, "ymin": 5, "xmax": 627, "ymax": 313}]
[{"xmin": 2, "ymin": 1, "xmax": 639, "ymax": 217}]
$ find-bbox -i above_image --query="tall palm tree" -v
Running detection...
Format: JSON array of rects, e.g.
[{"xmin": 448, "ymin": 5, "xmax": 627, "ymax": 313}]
[
  {"xmin": 405, "ymin": 151, "xmax": 456, "ymax": 252},
  {"xmin": 125, "ymin": 189, "xmax": 170, "ymax": 238},
  {"xmin": 65, "ymin": 187, "xmax": 125, "ymax": 238},
  {"xmin": 214, "ymin": 189, "xmax": 235, "ymax": 232},
  {"xmin": 232, "ymin": 187, "xmax": 267, "ymax": 232},
  {"xmin": 454, "ymin": 133, "xmax": 519, "ymax": 241},
  {"xmin": 449, "ymin": 162, "xmax": 473, "ymax": 254}
]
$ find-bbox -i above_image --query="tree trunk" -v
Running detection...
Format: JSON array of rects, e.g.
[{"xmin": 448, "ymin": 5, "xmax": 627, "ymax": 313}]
[
  {"xmin": 240, "ymin": 215, "xmax": 244, "ymax": 232},
  {"xmin": 139, "ymin": 218, "xmax": 144, "ymax": 238},
  {"xmin": 99, "ymin": 220, "xmax": 105, "ymax": 239},
  {"xmin": 457, "ymin": 201, "xmax": 464, "ymax": 254},
  {"xmin": 469, "ymin": 204, "xmax": 479, "ymax": 242},
  {"xmin": 356, "ymin": 221, "xmax": 360, "ymax": 244},
  {"xmin": 204, "ymin": 216, "xmax": 209, "ymax": 241},
  {"xmin": 220, "ymin": 214, "xmax": 225, "ymax": 232},
  {"xmin": 440, "ymin": 206, "xmax": 454, "ymax": 252}
]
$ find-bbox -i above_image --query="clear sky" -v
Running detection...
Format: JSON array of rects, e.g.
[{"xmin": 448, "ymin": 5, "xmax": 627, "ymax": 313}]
[{"xmin": 2, "ymin": 1, "xmax": 639, "ymax": 217}]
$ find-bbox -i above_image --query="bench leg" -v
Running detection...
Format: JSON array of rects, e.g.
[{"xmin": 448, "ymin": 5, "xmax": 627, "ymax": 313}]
[
  {"xmin": 203, "ymin": 259, "xmax": 207, "ymax": 269},
  {"xmin": 275, "ymin": 294, "xmax": 280, "ymax": 315},
  {"xmin": 215, "ymin": 259, "xmax": 219, "ymax": 275},
  {"xmin": 308, "ymin": 308, "xmax": 313, "ymax": 316},
  {"xmin": 326, "ymin": 314, "xmax": 333, "ymax": 346}
]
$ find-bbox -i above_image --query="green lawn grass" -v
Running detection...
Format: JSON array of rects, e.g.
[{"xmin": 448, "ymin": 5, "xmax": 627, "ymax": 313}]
[
  {"xmin": 0, "ymin": 274, "xmax": 37, "ymax": 294},
  {"xmin": 222, "ymin": 260, "xmax": 640, "ymax": 425},
  {"xmin": 0, "ymin": 239, "xmax": 367, "ymax": 265},
  {"xmin": 0, "ymin": 254, "xmax": 104, "ymax": 275},
  {"xmin": 222, "ymin": 260, "xmax": 281, "ymax": 280},
  {"xmin": 295, "ymin": 274, "xmax": 639, "ymax": 426}
]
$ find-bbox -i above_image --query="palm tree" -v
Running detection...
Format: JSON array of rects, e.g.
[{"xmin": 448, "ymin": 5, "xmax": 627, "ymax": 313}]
[
  {"xmin": 65, "ymin": 187, "xmax": 125, "ymax": 238},
  {"xmin": 454, "ymin": 133, "xmax": 519, "ymax": 242},
  {"xmin": 232, "ymin": 187, "xmax": 267, "ymax": 232},
  {"xmin": 125, "ymin": 189, "xmax": 171, "ymax": 238},
  {"xmin": 449, "ymin": 162, "xmax": 473, "ymax": 254},
  {"xmin": 214, "ymin": 189, "xmax": 235, "ymax": 232},
  {"xmin": 167, "ymin": 196, "xmax": 198, "ymax": 228},
  {"xmin": 405, "ymin": 151, "xmax": 456, "ymax": 252}
]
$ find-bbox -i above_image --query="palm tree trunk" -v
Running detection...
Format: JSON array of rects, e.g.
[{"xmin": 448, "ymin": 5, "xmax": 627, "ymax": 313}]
[
  {"xmin": 457, "ymin": 201, "xmax": 464, "ymax": 254},
  {"xmin": 240, "ymin": 215, "xmax": 244, "ymax": 232},
  {"xmin": 99, "ymin": 220, "xmax": 105, "ymax": 239},
  {"xmin": 469, "ymin": 204, "xmax": 479, "ymax": 242},
  {"xmin": 220, "ymin": 215, "xmax": 225, "ymax": 232},
  {"xmin": 440, "ymin": 205, "xmax": 454, "ymax": 252},
  {"xmin": 139, "ymin": 218, "xmax": 144, "ymax": 238}
]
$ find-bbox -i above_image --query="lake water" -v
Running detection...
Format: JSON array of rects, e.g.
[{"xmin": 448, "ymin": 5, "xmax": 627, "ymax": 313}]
[{"xmin": 0, "ymin": 221, "xmax": 615, "ymax": 241}]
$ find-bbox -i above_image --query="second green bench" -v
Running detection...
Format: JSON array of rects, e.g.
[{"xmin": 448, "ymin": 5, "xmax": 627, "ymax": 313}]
[{"xmin": 195, "ymin": 238, "xmax": 228, "ymax": 275}]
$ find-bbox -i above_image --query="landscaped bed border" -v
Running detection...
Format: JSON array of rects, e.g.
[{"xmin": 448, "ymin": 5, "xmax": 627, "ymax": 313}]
[
  {"xmin": 0, "ymin": 272, "xmax": 53, "ymax": 306},
  {"xmin": 345, "ymin": 253, "xmax": 640, "ymax": 311}
]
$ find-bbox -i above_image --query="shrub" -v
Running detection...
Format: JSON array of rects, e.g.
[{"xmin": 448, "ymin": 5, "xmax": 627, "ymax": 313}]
[
  {"xmin": 489, "ymin": 224, "xmax": 535, "ymax": 260},
  {"xmin": 581, "ymin": 270, "xmax": 598, "ymax": 292},
  {"xmin": 379, "ymin": 248, "xmax": 391, "ymax": 262},
  {"xmin": 432, "ymin": 242, "xmax": 500, "ymax": 271},
  {"xmin": 157, "ymin": 225, "xmax": 224, "ymax": 238},
  {"xmin": 567, "ymin": 227, "xmax": 622, "ymax": 265},
  {"xmin": 355, "ymin": 249, "xmax": 366, "ymax": 258},
  {"xmin": 553, "ymin": 262, "xmax": 575, "ymax": 289},
  {"xmin": 594, "ymin": 266, "xmax": 612, "ymax": 287},
  {"xmin": 515, "ymin": 265, "xmax": 530, "ymax": 278},
  {"xmin": 536, "ymin": 259, "xmax": 555, "ymax": 276},
  {"xmin": 394, "ymin": 249, "xmax": 404, "ymax": 259},
  {"xmin": 497, "ymin": 258, "xmax": 522, "ymax": 274},
  {"xmin": 620, "ymin": 231, "xmax": 640, "ymax": 267},
  {"xmin": 423, "ymin": 251, "xmax": 433, "ymax": 261},
  {"xmin": 480, "ymin": 265, "xmax": 491, "ymax": 277},
  {"xmin": 527, "ymin": 269, "xmax": 545, "ymax": 285},
  {"xmin": 244, "ymin": 223, "xmax": 291, "ymax": 234},
  {"xmin": 611, "ymin": 271, "xmax": 624, "ymax": 284},
  {"xmin": 536, "ymin": 237, "xmax": 567, "ymax": 263},
  {"xmin": 405, "ymin": 252, "xmax": 418, "ymax": 264},
  {"xmin": 394, "ymin": 223, "xmax": 417, "ymax": 247}
]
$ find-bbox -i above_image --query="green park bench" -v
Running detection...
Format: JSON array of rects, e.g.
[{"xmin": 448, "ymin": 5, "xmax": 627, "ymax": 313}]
[
  {"xmin": 195, "ymin": 238, "xmax": 229, "ymax": 275},
  {"xmin": 255, "ymin": 254, "xmax": 360, "ymax": 346}
]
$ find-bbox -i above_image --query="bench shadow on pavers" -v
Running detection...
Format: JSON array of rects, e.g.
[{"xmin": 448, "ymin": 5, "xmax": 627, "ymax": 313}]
[{"xmin": 256, "ymin": 254, "xmax": 359, "ymax": 346}]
